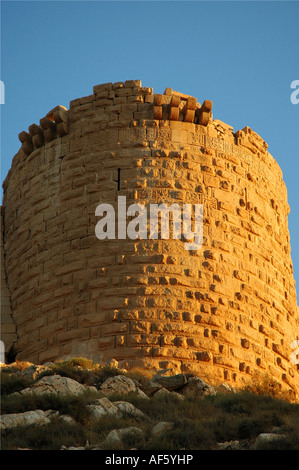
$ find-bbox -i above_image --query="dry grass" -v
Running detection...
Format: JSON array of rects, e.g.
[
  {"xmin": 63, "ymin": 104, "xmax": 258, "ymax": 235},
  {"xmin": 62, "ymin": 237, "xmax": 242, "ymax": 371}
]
[
  {"xmin": 1, "ymin": 361, "xmax": 34, "ymax": 373},
  {"xmin": 243, "ymin": 373, "xmax": 295, "ymax": 402},
  {"xmin": 1, "ymin": 359, "xmax": 299, "ymax": 450}
]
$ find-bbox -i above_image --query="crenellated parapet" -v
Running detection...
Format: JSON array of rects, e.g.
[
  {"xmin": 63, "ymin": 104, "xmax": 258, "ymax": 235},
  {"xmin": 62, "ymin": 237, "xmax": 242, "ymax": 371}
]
[
  {"xmin": 13, "ymin": 80, "xmax": 269, "ymax": 164},
  {"xmin": 151, "ymin": 88, "xmax": 212, "ymax": 125},
  {"xmin": 18, "ymin": 105, "xmax": 69, "ymax": 156}
]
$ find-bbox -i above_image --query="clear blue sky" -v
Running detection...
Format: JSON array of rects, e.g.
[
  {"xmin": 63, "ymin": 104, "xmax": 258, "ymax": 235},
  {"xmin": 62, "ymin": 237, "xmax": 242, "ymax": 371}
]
[{"xmin": 1, "ymin": 1, "xmax": 299, "ymax": 291}]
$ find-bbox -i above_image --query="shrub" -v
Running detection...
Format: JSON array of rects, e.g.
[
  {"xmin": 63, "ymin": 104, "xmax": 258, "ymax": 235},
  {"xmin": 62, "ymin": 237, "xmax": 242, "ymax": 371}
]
[
  {"xmin": 124, "ymin": 367, "xmax": 155, "ymax": 386},
  {"xmin": 54, "ymin": 357, "xmax": 95, "ymax": 370},
  {"xmin": 244, "ymin": 373, "xmax": 293, "ymax": 401},
  {"xmin": 1, "ymin": 391, "xmax": 98, "ymax": 423},
  {"xmin": 0, "ymin": 374, "xmax": 32, "ymax": 396},
  {"xmin": 1, "ymin": 361, "xmax": 33, "ymax": 373},
  {"xmin": 1, "ymin": 421, "xmax": 88, "ymax": 450}
]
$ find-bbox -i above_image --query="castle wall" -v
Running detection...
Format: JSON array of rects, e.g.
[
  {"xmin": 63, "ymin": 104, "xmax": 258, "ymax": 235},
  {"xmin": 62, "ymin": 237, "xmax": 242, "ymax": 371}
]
[
  {"xmin": 0, "ymin": 206, "xmax": 17, "ymax": 358},
  {"xmin": 1, "ymin": 80, "xmax": 299, "ymax": 397}
]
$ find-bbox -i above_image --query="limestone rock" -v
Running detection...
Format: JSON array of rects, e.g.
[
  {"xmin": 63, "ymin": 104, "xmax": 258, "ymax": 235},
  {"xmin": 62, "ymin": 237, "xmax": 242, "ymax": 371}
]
[
  {"xmin": 216, "ymin": 440, "xmax": 247, "ymax": 450},
  {"xmin": 103, "ymin": 427, "xmax": 144, "ymax": 447},
  {"xmin": 152, "ymin": 421, "xmax": 175, "ymax": 437},
  {"xmin": 0, "ymin": 410, "xmax": 51, "ymax": 431},
  {"xmin": 134, "ymin": 387, "xmax": 150, "ymax": 399},
  {"xmin": 114, "ymin": 401, "xmax": 147, "ymax": 419},
  {"xmin": 253, "ymin": 433, "xmax": 287, "ymax": 449},
  {"xmin": 105, "ymin": 358, "xmax": 119, "ymax": 369},
  {"xmin": 100, "ymin": 375, "xmax": 138, "ymax": 396},
  {"xmin": 11, "ymin": 374, "xmax": 97, "ymax": 396},
  {"xmin": 87, "ymin": 397, "xmax": 121, "ymax": 418},
  {"xmin": 151, "ymin": 373, "xmax": 187, "ymax": 391},
  {"xmin": 182, "ymin": 377, "xmax": 216, "ymax": 397},
  {"xmin": 58, "ymin": 414, "xmax": 77, "ymax": 425},
  {"xmin": 141, "ymin": 380, "xmax": 163, "ymax": 396}
]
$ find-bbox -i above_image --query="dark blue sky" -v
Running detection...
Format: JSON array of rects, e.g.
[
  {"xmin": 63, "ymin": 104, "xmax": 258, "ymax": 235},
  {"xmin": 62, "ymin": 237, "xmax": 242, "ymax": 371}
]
[{"xmin": 1, "ymin": 0, "xmax": 299, "ymax": 287}]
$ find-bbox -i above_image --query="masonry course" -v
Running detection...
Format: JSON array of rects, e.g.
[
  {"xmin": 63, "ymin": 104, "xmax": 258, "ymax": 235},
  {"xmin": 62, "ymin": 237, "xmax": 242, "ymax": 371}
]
[{"xmin": 1, "ymin": 79, "xmax": 299, "ymax": 398}]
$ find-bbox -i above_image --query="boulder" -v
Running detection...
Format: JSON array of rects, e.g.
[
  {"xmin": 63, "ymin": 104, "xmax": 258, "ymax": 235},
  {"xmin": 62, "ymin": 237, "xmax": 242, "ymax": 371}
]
[
  {"xmin": 141, "ymin": 380, "xmax": 163, "ymax": 396},
  {"xmin": 58, "ymin": 414, "xmax": 77, "ymax": 425},
  {"xmin": 253, "ymin": 433, "xmax": 287, "ymax": 449},
  {"xmin": 105, "ymin": 358, "xmax": 119, "ymax": 369},
  {"xmin": 216, "ymin": 440, "xmax": 247, "ymax": 450},
  {"xmin": 11, "ymin": 374, "xmax": 97, "ymax": 396},
  {"xmin": 182, "ymin": 377, "xmax": 216, "ymax": 397},
  {"xmin": 100, "ymin": 375, "xmax": 138, "ymax": 396},
  {"xmin": 152, "ymin": 421, "xmax": 175, "ymax": 437},
  {"xmin": 134, "ymin": 387, "xmax": 150, "ymax": 399},
  {"xmin": 0, "ymin": 410, "xmax": 51, "ymax": 431},
  {"xmin": 114, "ymin": 401, "xmax": 147, "ymax": 419},
  {"xmin": 151, "ymin": 373, "xmax": 187, "ymax": 391},
  {"xmin": 87, "ymin": 397, "xmax": 121, "ymax": 418},
  {"xmin": 103, "ymin": 427, "xmax": 144, "ymax": 447}
]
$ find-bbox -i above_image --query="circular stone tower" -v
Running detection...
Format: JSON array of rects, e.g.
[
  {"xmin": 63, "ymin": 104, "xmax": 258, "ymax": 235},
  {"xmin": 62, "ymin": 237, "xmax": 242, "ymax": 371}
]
[{"xmin": 1, "ymin": 80, "xmax": 299, "ymax": 398}]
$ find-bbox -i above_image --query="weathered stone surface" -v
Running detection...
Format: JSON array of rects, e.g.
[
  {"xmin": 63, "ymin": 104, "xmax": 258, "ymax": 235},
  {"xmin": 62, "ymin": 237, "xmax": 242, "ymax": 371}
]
[
  {"xmin": 58, "ymin": 414, "xmax": 77, "ymax": 425},
  {"xmin": 182, "ymin": 377, "xmax": 217, "ymax": 397},
  {"xmin": 114, "ymin": 401, "xmax": 147, "ymax": 419},
  {"xmin": 12, "ymin": 375, "xmax": 97, "ymax": 396},
  {"xmin": 151, "ymin": 421, "xmax": 175, "ymax": 437},
  {"xmin": 140, "ymin": 378, "xmax": 163, "ymax": 396},
  {"xmin": 0, "ymin": 410, "xmax": 51, "ymax": 431},
  {"xmin": 153, "ymin": 388, "xmax": 184, "ymax": 400},
  {"xmin": 105, "ymin": 358, "xmax": 119, "ymax": 369},
  {"xmin": 134, "ymin": 387, "xmax": 150, "ymax": 399},
  {"xmin": 100, "ymin": 375, "xmax": 138, "ymax": 396},
  {"xmin": 253, "ymin": 433, "xmax": 287, "ymax": 449},
  {"xmin": 216, "ymin": 440, "xmax": 248, "ymax": 450},
  {"xmin": 87, "ymin": 397, "xmax": 120, "ymax": 418},
  {"xmin": 103, "ymin": 427, "xmax": 144, "ymax": 447},
  {"xmin": 87, "ymin": 396, "xmax": 149, "ymax": 421},
  {"xmin": 151, "ymin": 373, "xmax": 187, "ymax": 391}
]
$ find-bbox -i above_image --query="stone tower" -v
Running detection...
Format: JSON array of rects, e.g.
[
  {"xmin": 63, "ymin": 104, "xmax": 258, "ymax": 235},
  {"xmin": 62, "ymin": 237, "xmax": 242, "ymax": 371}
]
[{"xmin": 1, "ymin": 80, "xmax": 299, "ymax": 398}]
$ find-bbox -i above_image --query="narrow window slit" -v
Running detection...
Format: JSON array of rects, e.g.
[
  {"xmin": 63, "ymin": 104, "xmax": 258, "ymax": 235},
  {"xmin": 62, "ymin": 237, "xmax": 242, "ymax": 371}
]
[{"xmin": 117, "ymin": 168, "xmax": 121, "ymax": 191}]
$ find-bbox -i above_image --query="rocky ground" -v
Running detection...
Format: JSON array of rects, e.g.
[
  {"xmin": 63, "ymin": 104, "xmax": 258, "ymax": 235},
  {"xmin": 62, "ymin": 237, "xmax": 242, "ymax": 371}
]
[{"xmin": 1, "ymin": 358, "xmax": 299, "ymax": 450}]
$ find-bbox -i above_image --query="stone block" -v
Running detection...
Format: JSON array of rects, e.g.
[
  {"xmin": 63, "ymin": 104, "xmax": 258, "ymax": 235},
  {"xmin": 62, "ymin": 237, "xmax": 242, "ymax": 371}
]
[
  {"xmin": 28, "ymin": 124, "xmax": 44, "ymax": 148},
  {"xmin": 201, "ymin": 100, "xmax": 213, "ymax": 113},
  {"xmin": 93, "ymin": 83, "xmax": 113, "ymax": 94},
  {"xmin": 40, "ymin": 117, "xmax": 57, "ymax": 142},
  {"xmin": 184, "ymin": 108, "xmax": 195, "ymax": 123},
  {"xmin": 169, "ymin": 107, "xmax": 179, "ymax": 121},
  {"xmin": 198, "ymin": 111, "xmax": 211, "ymax": 126},
  {"xmin": 125, "ymin": 80, "xmax": 142, "ymax": 88}
]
